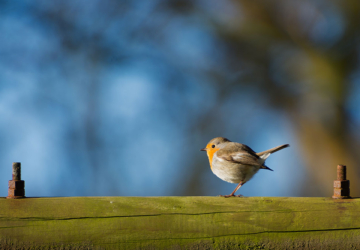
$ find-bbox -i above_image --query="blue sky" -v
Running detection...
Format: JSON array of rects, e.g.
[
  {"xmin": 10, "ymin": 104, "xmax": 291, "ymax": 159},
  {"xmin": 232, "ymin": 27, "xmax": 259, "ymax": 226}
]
[{"xmin": 1, "ymin": 0, "xmax": 358, "ymax": 197}]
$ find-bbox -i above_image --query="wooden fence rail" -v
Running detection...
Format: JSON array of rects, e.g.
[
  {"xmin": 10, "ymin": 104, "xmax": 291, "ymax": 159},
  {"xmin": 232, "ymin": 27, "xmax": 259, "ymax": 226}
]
[{"xmin": 0, "ymin": 196, "xmax": 359, "ymax": 249}]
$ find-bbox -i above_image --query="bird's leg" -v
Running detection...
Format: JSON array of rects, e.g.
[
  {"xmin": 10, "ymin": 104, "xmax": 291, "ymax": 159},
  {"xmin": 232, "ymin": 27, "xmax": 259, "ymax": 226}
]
[{"xmin": 220, "ymin": 181, "xmax": 244, "ymax": 198}]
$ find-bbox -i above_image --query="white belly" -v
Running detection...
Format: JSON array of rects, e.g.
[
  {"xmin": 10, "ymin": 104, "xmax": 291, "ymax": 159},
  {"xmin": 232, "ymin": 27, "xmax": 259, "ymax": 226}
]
[{"xmin": 211, "ymin": 155, "xmax": 260, "ymax": 184}]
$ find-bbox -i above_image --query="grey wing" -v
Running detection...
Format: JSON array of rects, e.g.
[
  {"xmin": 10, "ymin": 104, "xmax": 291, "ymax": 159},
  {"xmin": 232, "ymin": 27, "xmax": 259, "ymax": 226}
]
[{"xmin": 217, "ymin": 143, "xmax": 262, "ymax": 166}]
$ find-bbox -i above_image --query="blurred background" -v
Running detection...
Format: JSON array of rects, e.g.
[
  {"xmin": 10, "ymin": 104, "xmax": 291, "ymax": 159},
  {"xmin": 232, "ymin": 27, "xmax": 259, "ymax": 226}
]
[{"xmin": 1, "ymin": 0, "xmax": 360, "ymax": 197}]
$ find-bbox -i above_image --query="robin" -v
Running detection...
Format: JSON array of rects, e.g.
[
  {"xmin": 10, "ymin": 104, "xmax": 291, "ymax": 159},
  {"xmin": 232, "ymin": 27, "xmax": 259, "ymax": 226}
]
[{"xmin": 201, "ymin": 137, "xmax": 289, "ymax": 197}]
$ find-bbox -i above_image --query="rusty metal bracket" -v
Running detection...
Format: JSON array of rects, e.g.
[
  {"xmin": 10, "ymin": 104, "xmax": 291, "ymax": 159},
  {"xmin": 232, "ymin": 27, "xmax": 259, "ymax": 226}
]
[
  {"xmin": 6, "ymin": 162, "xmax": 25, "ymax": 199},
  {"xmin": 332, "ymin": 165, "xmax": 350, "ymax": 199}
]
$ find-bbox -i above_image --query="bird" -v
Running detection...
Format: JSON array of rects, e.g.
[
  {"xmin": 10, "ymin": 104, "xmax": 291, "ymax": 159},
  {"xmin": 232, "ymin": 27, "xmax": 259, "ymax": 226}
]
[{"xmin": 201, "ymin": 137, "xmax": 289, "ymax": 197}]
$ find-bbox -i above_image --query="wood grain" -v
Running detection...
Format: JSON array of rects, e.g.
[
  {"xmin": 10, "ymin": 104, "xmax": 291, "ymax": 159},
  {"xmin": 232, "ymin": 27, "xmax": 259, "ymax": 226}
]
[{"xmin": 0, "ymin": 197, "xmax": 359, "ymax": 249}]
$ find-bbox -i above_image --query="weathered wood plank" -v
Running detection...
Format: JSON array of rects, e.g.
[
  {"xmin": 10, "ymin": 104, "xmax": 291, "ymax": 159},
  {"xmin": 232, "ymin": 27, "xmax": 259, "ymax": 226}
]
[{"xmin": 0, "ymin": 197, "xmax": 359, "ymax": 249}]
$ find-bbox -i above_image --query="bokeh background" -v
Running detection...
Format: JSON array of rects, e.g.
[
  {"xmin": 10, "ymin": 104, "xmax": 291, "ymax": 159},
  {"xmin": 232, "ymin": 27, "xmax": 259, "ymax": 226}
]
[{"xmin": 1, "ymin": 0, "xmax": 360, "ymax": 197}]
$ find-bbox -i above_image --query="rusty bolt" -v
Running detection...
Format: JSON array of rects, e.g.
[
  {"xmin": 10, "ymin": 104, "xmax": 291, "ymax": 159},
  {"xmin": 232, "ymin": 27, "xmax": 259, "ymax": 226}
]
[
  {"xmin": 12, "ymin": 162, "xmax": 21, "ymax": 180},
  {"xmin": 6, "ymin": 162, "xmax": 25, "ymax": 199},
  {"xmin": 332, "ymin": 165, "xmax": 350, "ymax": 199}
]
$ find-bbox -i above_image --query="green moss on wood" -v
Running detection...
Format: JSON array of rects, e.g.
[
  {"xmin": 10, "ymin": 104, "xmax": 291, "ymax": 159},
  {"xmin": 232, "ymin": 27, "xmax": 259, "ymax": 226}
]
[{"xmin": 0, "ymin": 197, "xmax": 360, "ymax": 249}]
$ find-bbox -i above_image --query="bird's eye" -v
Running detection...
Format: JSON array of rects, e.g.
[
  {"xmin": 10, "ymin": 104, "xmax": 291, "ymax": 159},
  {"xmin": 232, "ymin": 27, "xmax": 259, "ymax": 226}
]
[{"xmin": 211, "ymin": 144, "xmax": 215, "ymax": 148}]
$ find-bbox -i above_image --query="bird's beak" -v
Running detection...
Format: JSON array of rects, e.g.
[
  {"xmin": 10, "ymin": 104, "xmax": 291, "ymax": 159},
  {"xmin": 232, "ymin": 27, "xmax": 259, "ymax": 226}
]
[{"xmin": 200, "ymin": 148, "xmax": 207, "ymax": 151}]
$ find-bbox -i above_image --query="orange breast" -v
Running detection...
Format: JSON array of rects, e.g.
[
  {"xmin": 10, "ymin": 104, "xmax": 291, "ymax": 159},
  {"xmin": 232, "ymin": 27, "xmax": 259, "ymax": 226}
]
[{"xmin": 207, "ymin": 148, "xmax": 220, "ymax": 170}]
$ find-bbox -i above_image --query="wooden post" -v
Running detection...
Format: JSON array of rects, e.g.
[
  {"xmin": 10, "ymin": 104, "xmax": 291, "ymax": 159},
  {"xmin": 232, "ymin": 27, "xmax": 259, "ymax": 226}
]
[{"xmin": 0, "ymin": 197, "xmax": 359, "ymax": 249}]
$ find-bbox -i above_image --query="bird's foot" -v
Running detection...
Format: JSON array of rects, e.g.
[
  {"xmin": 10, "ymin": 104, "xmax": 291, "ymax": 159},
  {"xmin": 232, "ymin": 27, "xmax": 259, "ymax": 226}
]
[{"xmin": 219, "ymin": 194, "xmax": 243, "ymax": 198}]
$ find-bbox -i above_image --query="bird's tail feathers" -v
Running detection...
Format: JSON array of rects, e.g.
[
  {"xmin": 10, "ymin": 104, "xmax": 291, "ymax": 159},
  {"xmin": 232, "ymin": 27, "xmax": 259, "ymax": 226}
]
[{"xmin": 257, "ymin": 144, "xmax": 289, "ymax": 160}]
